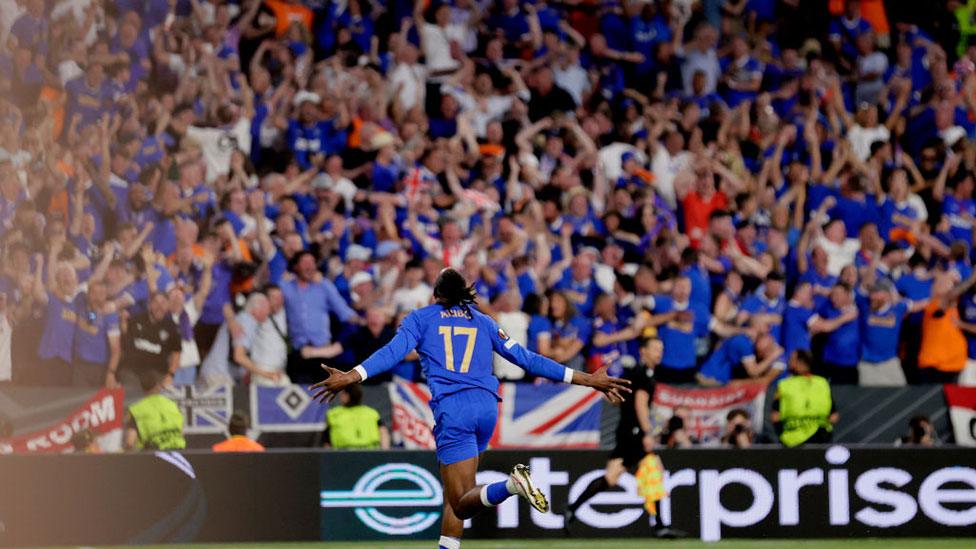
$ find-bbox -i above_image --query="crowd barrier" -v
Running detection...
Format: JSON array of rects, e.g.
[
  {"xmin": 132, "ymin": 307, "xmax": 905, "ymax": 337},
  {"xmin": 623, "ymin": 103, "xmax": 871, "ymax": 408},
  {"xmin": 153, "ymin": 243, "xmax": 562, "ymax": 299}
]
[
  {"xmin": 0, "ymin": 382, "xmax": 963, "ymax": 450},
  {"xmin": 1, "ymin": 447, "xmax": 974, "ymax": 546}
]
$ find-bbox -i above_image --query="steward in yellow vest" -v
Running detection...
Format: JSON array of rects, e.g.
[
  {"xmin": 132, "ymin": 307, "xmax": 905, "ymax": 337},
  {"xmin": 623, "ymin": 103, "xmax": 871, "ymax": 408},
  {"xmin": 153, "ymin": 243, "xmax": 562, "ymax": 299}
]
[
  {"xmin": 324, "ymin": 385, "xmax": 389, "ymax": 449},
  {"xmin": 772, "ymin": 350, "xmax": 839, "ymax": 447},
  {"xmin": 124, "ymin": 369, "xmax": 185, "ymax": 451}
]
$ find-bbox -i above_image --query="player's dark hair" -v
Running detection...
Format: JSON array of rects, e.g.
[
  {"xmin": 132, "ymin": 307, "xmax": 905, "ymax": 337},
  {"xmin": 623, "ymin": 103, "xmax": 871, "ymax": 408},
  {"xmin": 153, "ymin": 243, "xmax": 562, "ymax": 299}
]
[{"xmin": 433, "ymin": 268, "xmax": 478, "ymax": 310}]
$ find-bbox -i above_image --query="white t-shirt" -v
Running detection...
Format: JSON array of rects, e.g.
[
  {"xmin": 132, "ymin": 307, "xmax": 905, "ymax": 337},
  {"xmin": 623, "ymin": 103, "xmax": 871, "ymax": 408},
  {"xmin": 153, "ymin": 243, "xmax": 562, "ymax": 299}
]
[
  {"xmin": 817, "ymin": 236, "xmax": 861, "ymax": 276},
  {"xmin": 422, "ymin": 22, "xmax": 465, "ymax": 75},
  {"xmin": 847, "ymin": 124, "xmax": 890, "ymax": 162},
  {"xmin": 250, "ymin": 310, "xmax": 288, "ymax": 378},
  {"xmin": 392, "ymin": 283, "xmax": 433, "ymax": 314},
  {"xmin": 651, "ymin": 146, "xmax": 692, "ymax": 209},
  {"xmin": 494, "ymin": 311, "xmax": 529, "ymax": 380},
  {"xmin": 389, "ymin": 62, "xmax": 427, "ymax": 111},
  {"xmin": 554, "ymin": 64, "xmax": 589, "ymax": 106},
  {"xmin": 186, "ymin": 118, "xmax": 252, "ymax": 182}
]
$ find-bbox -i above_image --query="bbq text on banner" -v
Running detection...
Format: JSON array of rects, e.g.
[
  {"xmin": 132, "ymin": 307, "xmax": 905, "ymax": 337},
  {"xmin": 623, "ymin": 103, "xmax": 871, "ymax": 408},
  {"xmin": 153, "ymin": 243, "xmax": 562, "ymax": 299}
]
[{"xmin": 652, "ymin": 382, "xmax": 766, "ymax": 445}]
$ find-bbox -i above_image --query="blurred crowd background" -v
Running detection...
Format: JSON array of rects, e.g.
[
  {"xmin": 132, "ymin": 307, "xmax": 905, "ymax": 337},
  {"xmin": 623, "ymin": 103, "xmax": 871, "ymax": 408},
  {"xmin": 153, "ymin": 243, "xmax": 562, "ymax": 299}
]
[{"xmin": 2, "ymin": 0, "xmax": 976, "ymax": 397}]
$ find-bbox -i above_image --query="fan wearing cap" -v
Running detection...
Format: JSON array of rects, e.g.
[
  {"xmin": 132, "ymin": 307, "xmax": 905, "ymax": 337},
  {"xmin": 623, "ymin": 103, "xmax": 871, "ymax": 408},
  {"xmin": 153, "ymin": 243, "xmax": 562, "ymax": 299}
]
[
  {"xmin": 334, "ymin": 244, "xmax": 373, "ymax": 304},
  {"xmin": 855, "ymin": 277, "xmax": 926, "ymax": 386},
  {"xmin": 616, "ymin": 150, "xmax": 654, "ymax": 190},
  {"xmin": 279, "ymin": 91, "xmax": 348, "ymax": 170}
]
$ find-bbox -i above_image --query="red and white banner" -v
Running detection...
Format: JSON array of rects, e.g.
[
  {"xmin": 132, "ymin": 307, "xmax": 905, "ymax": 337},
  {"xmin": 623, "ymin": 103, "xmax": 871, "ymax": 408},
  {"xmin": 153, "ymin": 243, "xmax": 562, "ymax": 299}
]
[
  {"xmin": 0, "ymin": 388, "xmax": 125, "ymax": 454},
  {"xmin": 944, "ymin": 384, "xmax": 976, "ymax": 447},
  {"xmin": 388, "ymin": 378, "xmax": 436, "ymax": 449},
  {"xmin": 652, "ymin": 383, "xmax": 766, "ymax": 446}
]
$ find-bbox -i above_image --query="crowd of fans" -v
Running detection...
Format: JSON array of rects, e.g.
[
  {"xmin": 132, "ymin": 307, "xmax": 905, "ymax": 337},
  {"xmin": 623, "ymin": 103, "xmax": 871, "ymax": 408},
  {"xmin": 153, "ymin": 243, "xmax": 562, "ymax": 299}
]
[{"xmin": 2, "ymin": 0, "xmax": 976, "ymax": 394}]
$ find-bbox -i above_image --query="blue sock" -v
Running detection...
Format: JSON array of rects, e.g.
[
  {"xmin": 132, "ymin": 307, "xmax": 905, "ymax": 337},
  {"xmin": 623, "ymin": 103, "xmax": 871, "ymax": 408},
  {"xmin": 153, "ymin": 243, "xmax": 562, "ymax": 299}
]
[{"xmin": 484, "ymin": 480, "xmax": 514, "ymax": 506}]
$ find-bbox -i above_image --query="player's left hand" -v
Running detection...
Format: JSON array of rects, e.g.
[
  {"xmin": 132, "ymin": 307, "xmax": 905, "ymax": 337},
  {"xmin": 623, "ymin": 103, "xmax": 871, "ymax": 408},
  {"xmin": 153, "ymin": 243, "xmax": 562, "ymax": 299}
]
[
  {"xmin": 587, "ymin": 366, "xmax": 631, "ymax": 405},
  {"xmin": 310, "ymin": 365, "xmax": 358, "ymax": 403}
]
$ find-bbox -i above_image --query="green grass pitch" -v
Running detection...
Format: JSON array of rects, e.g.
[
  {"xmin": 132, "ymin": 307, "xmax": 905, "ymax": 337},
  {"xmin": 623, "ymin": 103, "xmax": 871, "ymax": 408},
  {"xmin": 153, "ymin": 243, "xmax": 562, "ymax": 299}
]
[{"xmin": 72, "ymin": 539, "xmax": 975, "ymax": 549}]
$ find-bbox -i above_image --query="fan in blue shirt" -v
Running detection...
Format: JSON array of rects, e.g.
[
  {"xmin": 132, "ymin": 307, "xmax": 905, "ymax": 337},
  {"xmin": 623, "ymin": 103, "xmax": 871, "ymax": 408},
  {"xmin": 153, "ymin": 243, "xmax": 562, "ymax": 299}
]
[
  {"xmin": 810, "ymin": 283, "xmax": 861, "ymax": 384},
  {"xmin": 933, "ymin": 161, "xmax": 976, "ymax": 247},
  {"xmin": 646, "ymin": 277, "xmax": 699, "ymax": 381},
  {"xmin": 311, "ymin": 269, "xmax": 629, "ymax": 549},
  {"xmin": 781, "ymin": 282, "xmax": 816, "ymax": 360},
  {"xmin": 740, "ymin": 273, "xmax": 786, "ymax": 341},
  {"xmin": 855, "ymin": 279, "xmax": 926, "ymax": 385}
]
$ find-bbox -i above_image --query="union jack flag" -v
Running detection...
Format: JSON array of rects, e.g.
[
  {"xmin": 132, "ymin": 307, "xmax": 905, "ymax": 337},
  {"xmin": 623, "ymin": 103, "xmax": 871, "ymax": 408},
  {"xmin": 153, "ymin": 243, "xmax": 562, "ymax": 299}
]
[
  {"xmin": 163, "ymin": 383, "xmax": 232, "ymax": 435},
  {"xmin": 404, "ymin": 166, "xmax": 437, "ymax": 202},
  {"xmin": 388, "ymin": 378, "xmax": 436, "ymax": 449},
  {"xmin": 491, "ymin": 382, "xmax": 602, "ymax": 449}
]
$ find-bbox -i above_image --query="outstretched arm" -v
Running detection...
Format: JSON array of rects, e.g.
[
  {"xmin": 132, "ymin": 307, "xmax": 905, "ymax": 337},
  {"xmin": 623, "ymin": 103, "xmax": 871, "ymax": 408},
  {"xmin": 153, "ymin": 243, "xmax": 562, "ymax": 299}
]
[
  {"xmin": 488, "ymin": 323, "xmax": 630, "ymax": 403},
  {"xmin": 311, "ymin": 318, "xmax": 421, "ymax": 402}
]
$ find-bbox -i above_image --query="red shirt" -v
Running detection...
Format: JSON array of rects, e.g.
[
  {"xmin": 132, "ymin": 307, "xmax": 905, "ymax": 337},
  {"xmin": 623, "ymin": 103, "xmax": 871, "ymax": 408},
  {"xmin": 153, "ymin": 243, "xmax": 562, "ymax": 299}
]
[{"xmin": 682, "ymin": 191, "xmax": 728, "ymax": 247}]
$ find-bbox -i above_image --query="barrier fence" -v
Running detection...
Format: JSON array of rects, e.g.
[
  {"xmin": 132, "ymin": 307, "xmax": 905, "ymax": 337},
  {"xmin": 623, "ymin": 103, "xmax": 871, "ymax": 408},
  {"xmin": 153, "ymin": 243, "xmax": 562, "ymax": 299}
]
[
  {"xmin": 1, "ymin": 447, "xmax": 974, "ymax": 546},
  {"xmin": 0, "ymin": 381, "xmax": 965, "ymax": 451}
]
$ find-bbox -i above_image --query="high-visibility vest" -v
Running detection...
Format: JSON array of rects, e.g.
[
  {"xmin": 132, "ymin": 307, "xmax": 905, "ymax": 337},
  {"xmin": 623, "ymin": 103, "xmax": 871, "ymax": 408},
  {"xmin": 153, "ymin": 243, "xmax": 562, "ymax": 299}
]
[
  {"xmin": 128, "ymin": 394, "xmax": 186, "ymax": 450},
  {"xmin": 777, "ymin": 375, "xmax": 832, "ymax": 448},
  {"xmin": 326, "ymin": 405, "xmax": 381, "ymax": 449}
]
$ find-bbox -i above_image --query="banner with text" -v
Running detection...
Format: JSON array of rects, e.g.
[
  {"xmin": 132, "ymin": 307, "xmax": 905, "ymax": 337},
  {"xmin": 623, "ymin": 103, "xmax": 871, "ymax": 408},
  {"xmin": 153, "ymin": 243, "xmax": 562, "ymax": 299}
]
[
  {"xmin": 320, "ymin": 447, "xmax": 976, "ymax": 541},
  {"xmin": 163, "ymin": 384, "xmax": 232, "ymax": 434},
  {"xmin": 0, "ymin": 387, "xmax": 124, "ymax": 453},
  {"xmin": 652, "ymin": 382, "xmax": 766, "ymax": 445}
]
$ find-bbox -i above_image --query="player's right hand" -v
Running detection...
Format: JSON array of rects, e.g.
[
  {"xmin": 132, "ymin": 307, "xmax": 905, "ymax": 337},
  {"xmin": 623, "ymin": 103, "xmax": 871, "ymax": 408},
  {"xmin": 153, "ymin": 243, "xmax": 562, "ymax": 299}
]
[{"xmin": 311, "ymin": 365, "xmax": 357, "ymax": 403}]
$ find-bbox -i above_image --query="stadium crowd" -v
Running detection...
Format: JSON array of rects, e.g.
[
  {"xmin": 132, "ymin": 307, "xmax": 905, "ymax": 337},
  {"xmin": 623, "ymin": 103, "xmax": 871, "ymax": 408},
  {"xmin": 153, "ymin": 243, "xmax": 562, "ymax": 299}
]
[{"xmin": 2, "ymin": 0, "xmax": 976, "ymax": 395}]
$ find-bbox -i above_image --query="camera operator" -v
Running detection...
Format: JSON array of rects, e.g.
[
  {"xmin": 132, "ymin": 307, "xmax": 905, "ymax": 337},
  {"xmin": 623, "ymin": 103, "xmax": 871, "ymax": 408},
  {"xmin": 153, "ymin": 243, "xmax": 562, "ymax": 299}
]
[{"xmin": 721, "ymin": 408, "xmax": 755, "ymax": 448}]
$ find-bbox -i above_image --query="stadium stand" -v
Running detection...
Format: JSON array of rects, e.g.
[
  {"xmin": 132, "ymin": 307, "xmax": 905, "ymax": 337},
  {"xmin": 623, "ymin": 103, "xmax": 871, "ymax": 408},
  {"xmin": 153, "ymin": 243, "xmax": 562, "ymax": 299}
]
[{"xmin": 1, "ymin": 0, "xmax": 976, "ymax": 451}]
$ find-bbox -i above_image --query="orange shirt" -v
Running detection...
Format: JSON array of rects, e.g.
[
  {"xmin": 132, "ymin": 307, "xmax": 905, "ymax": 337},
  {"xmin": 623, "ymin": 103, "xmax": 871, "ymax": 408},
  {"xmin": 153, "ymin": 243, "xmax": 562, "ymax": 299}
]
[
  {"xmin": 212, "ymin": 436, "xmax": 266, "ymax": 452},
  {"xmin": 860, "ymin": 0, "xmax": 890, "ymax": 36},
  {"xmin": 265, "ymin": 0, "xmax": 313, "ymax": 37},
  {"xmin": 919, "ymin": 301, "xmax": 968, "ymax": 373}
]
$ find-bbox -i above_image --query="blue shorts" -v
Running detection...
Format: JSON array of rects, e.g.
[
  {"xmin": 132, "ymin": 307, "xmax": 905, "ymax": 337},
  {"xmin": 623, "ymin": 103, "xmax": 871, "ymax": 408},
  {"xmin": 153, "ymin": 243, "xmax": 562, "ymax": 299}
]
[{"xmin": 431, "ymin": 388, "xmax": 498, "ymax": 465}]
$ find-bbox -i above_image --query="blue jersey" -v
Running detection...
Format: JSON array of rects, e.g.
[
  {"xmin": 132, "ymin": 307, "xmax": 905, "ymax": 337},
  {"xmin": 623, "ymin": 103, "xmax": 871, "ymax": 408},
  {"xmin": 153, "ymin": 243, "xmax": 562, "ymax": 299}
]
[
  {"xmin": 698, "ymin": 334, "xmax": 755, "ymax": 385},
  {"xmin": 818, "ymin": 304, "xmax": 860, "ymax": 367},
  {"xmin": 781, "ymin": 303, "xmax": 814, "ymax": 358},
  {"xmin": 741, "ymin": 291, "xmax": 785, "ymax": 341},
  {"xmin": 943, "ymin": 195, "xmax": 976, "ymax": 245},
  {"xmin": 39, "ymin": 292, "xmax": 77, "ymax": 362},
  {"xmin": 360, "ymin": 305, "xmax": 570, "ymax": 403},
  {"xmin": 651, "ymin": 296, "xmax": 697, "ymax": 369},
  {"xmin": 858, "ymin": 299, "xmax": 908, "ymax": 363}
]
